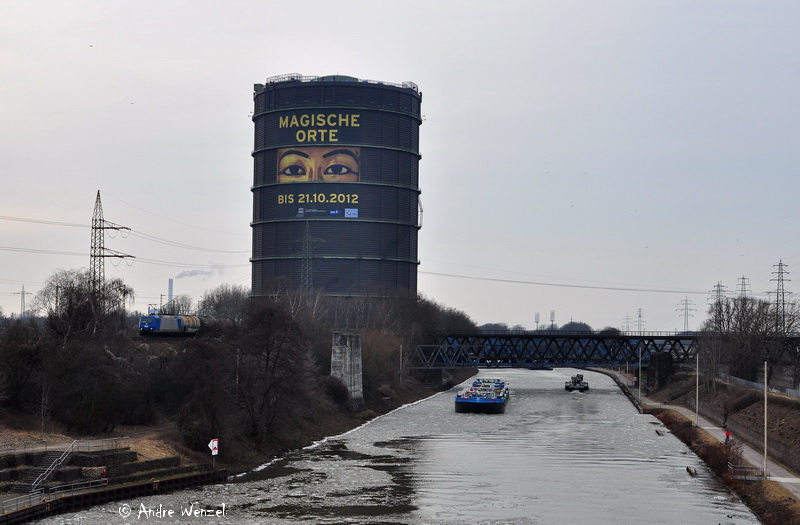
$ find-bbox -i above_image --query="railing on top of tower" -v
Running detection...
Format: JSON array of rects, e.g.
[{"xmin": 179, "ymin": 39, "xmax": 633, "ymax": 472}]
[{"xmin": 260, "ymin": 73, "xmax": 419, "ymax": 93}]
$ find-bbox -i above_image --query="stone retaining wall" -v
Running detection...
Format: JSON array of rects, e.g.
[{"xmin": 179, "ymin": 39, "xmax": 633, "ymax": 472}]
[
  {"xmin": 0, "ymin": 452, "xmax": 45, "ymax": 469},
  {"xmin": 71, "ymin": 450, "xmax": 137, "ymax": 467}
]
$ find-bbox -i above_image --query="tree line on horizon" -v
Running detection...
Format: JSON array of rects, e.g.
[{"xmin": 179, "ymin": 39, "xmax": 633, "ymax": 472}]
[{"xmin": 1, "ymin": 268, "xmax": 799, "ymax": 450}]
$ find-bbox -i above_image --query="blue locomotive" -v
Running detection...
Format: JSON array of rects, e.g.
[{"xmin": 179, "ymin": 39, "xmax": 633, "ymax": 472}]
[
  {"xmin": 139, "ymin": 314, "xmax": 234, "ymax": 336},
  {"xmin": 138, "ymin": 315, "xmax": 202, "ymax": 336}
]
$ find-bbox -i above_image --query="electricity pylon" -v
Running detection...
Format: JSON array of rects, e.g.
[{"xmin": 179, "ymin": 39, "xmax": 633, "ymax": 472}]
[{"xmin": 89, "ymin": 191, "xmax": 134, "ymax": 312}]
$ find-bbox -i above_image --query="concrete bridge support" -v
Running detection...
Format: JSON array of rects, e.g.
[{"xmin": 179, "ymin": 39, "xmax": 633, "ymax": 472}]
[{"xmin": 330, "ymin": 332, "xmax": 365, "ymax": 411}]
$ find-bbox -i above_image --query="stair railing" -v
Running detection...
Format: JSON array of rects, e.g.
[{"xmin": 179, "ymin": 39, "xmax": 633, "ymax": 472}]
[{"xmin": 29, "ymin": 440, "xmax": 76, "ymax": 492}]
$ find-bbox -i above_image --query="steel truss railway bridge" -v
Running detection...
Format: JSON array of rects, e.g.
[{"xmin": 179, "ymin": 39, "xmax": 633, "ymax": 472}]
[{"xmin": 408, "ymin": 331, "xmax": 800, "ymax": 370}]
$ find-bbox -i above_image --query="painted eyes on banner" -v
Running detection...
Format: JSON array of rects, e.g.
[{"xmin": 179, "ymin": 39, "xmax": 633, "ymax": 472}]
[
  {"xmin": 278, "ymin": 164, "xmax": 306, "ymax": 178},
  {"xmin": 277, "ymin": 162, "xmax": 358, "ymax": 180},
  {"xmin": 277, "ymin": 147, "xmax": 361, "ymax": 182},
  {"xmin": 323, "ymin": 163, "xmax": 359, "ymax": 177}
]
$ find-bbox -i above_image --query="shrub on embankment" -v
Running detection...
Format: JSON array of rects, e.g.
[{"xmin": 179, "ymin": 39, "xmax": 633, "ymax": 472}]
[
  {"xmin": 655, "ymin": 409, "xmax": 800, "ymax": 525},
  {"xmin": 665, "ymin": 380, "xmax": 800, "ymax": 477},
  {"xmin": 655, "ymin": 410, "xmax": 743, "ymax": 475}
]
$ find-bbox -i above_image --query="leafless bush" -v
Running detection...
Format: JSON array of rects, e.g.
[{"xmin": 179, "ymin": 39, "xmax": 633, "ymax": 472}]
[{"xmin": 698, "ymin": 440, "xmax": 742, "ymax": 476}]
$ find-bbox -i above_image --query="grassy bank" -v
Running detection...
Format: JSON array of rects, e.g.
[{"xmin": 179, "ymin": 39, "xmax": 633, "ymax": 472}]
[{"xmin": 651, "ymin": 381, "xmax": 800, "ymax": 525}]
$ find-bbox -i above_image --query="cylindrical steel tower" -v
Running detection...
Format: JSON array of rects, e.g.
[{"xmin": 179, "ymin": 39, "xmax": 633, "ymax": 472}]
[{"xmin": 251, "ymin": 74, "xmax": 423, "ymax": 297}]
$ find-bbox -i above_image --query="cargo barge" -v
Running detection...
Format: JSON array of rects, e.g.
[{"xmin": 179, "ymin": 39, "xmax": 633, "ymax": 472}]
[
  {"xmin": 454, "ymin": 378, "xmax": 509, "ymax": 414},
  {"xmin": 565, "ymin": 374, "xmax": 589, "ymax": 392}
]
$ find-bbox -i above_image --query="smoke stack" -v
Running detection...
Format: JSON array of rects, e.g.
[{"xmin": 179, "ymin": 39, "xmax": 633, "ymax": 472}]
[{"xmin": 168, "ymin": 279, "xmax": 174, "ymax": 306}]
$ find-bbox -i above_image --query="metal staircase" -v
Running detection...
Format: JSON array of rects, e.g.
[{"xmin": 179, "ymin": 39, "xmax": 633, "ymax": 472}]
[
  {"xmin": 9, "ymin": 442, "xmax": 76, "ymax": 494},
  {"xmin": 10, "ymin": 450, "xmax": 63, "ymax": 494}
]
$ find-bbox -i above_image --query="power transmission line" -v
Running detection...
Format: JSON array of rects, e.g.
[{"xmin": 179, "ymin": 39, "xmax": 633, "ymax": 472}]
[
  {"xmin": 291, "ymin": 221, "xmax": 324, "ymax": 291},
  {"xmin": 708, "ymin": 281, "xmax": 728, "ymax": 331},
  {"xmin": 0, "ymin": 215, "xmax": 247, "ymax": 254},
  {"xmin": 420, "ymin": 271, "xmax": 708, "ymax": 295},
  {"xmin": 636, "ymin": 308, "xmax": 646, "ymax": 334},
  {"xmin": 101, "ymin": 191, "xmax": 247, "ymax": 236},
  {"xmin": 622, "ymin": 315, "xmax": 633, "ymax": 332},
  {"xmin": 0, "ymin": 246, "xmax": 247, "ymax": 269},
  {"xmin": 0, "ymin": 246, "xmax": 86, "ymax": 256},
  {"xmin": 769, "ymin": 260, "xmax": 791, "ymax": 334},
  {"xmin": 736, "ymin": 276, "xmax": 751, "ymax": 297},
  {"xmin": 0, "ymin": 216, "xmax": 85, "ymax": 227},
  {"xmin": 128, "ymin": 231, "xmax": 248, "ymax": 253},
  {"xmin": 13, "ymin": 286, "xmax": 33, "ymax": 317},
  {"xmin": 90, "ymin": 191, "xmax": 134, "ymax": 297},
  {"xmin": 676, "ymin": 297, "xmax": 696, "ymax": 332}
]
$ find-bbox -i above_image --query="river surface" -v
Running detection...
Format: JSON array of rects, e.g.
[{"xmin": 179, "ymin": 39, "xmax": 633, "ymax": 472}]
[{"xmin": 38, "ymin": 369, "xmax": 758, "ymax": 524}]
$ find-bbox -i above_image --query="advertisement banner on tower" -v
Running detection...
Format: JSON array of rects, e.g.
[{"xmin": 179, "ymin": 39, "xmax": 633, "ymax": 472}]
[{"xmin": 270, "ymin": 110, "xmax": 366, "ymax": 220}]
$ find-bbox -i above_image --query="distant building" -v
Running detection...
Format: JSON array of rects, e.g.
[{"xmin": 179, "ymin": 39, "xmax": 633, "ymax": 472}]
[{"xmin": 251, "ymin": 74, "xmax": 423, "ymax": 297}]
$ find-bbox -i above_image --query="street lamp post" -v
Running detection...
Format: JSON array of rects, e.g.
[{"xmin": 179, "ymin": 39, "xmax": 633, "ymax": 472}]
[
  {"xmin": 399, "ymin": 344, "xmax": 403, "ymax": 383},
  {"xmin": 695, "ymin": 351, "xmax": 699, "ymax": 427},
  {"xmin": 638, "ymin": 347, "xmax": 642, "ymax": 407},
  {"xmin": 764, "ymin": 360, "xmax": 768, "ymax": 478}
]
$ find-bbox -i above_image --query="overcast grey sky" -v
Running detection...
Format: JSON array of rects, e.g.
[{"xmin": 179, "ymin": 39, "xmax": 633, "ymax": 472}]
[{"xmin": 2, "ymin": 1, "xmax": 799, "ymax": 331}]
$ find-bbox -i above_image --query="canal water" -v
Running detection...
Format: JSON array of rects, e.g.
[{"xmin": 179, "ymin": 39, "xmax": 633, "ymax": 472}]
[{"xmin": 37, "ymin": 369, "xmax": 758, "ymax": 524}]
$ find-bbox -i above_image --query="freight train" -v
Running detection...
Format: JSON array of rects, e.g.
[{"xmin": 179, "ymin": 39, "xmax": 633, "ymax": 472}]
[{"xmin": 138, "ymin": 315, "xmax": 231, "ymax": 336}]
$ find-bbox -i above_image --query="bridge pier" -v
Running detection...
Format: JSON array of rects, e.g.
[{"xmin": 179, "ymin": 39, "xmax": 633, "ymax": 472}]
[{"xmin": 330, "ymin": 332, "xmax": 365, "ymax": 411}]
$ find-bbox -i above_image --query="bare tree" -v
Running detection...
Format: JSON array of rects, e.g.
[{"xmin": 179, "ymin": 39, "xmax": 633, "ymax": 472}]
[
  {"xmin": 37, "ymin": 383, "xmax": 53, "ymax": 437},
  {"xmin": 263, "ymin": 284, "xmax": 332, "ymax": 327},
  {"xmin": 777, "ymin": 300, "xmax": 800, "ymax": 388},
  {"xmin": 172, "ymin": 338, "xmax": 236, "ymax": 448},
  {"xmin": 32, "ymin": 269, "xmax": 134, "ymax": 341},
  {"xmin": 167, "ymin": 294, "xmax": 193, "ymax": 315},
  {"xmin": 700, "ymin": 296, "xmax": 785, "ymax": 383},
  {"xmin": 104, "ymin": 277, "xmax": 135, "ymax": 314},
  {"xmin": 238, "ymin": 301, "xmax": 308, "ymax": 442},
  {"xmin": 197, "ymin": 284, "xmax": 251, "ymax": 326}
]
